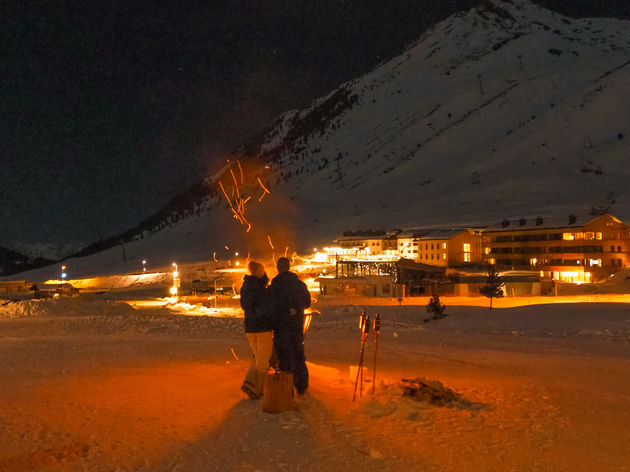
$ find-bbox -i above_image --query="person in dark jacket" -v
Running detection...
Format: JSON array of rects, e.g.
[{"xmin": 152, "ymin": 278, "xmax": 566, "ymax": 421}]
[
  {"xmin": 268, "ymin": 257, "xmax": 311, "ymax": 394},
  {"xmin": 240, "ymin": 260, "xmax": 273, "ymax": 399}
]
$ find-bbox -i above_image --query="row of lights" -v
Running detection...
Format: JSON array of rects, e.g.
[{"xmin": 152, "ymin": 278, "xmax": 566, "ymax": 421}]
[{"xmin": 58, "ymin": 251, "xmax": 240, "ymax": 297}]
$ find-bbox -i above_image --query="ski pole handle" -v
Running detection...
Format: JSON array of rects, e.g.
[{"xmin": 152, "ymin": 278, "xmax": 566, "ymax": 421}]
[{"xmin": 359, "ymin": 311, "xmax": 367, "ymax": 332}]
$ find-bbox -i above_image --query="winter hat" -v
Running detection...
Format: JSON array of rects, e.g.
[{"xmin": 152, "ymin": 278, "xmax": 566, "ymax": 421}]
[{"xmin": 248, "ymin": 261, "xmax": 266, "ymax": 278}]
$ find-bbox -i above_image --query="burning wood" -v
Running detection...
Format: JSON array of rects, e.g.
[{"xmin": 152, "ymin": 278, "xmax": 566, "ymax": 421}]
[{"xmin": 399, "ymin": 378, "xmax": 467, "ymax": 407}]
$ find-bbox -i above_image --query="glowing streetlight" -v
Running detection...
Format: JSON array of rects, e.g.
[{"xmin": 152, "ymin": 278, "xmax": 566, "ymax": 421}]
[
  {"xmin": 142, "ymin": 260, "xmax": 146, "ymax": 273},
  {"xmin": 171, "ymin": 262, "xmax": 180, "ymax": 297},
  {"xmin": 60, "ymin": 265, "xmax": 67, "ymax": 280}
]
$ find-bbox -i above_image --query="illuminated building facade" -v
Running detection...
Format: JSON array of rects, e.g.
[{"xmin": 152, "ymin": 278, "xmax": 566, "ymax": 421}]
[
  {"xmin": 397, "ymin": 229, "xmax": 483, "ymax": 267},
  {"xmin": 335, "ymin": 229, "xmax": 483, "ymax": 267},
  {"xmin": 483, "ymin": 214, "xmax": 630, "ymax": 283}
]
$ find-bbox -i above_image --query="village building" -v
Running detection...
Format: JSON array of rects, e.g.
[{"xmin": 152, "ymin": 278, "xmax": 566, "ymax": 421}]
[
  {"xmin": 315, "ymin": 258, "xmax": 446, "ymax": 297},
  {"xmin": 483, "ymin": 214, "xmax": 630, "ymax": 283},
  {"xmin": 397, "ymin": 229, "xmax": 483, "ymax": 266},
  {"xmin": 335, "ymin": 230, "xmax": 398, "ymax": 258},
  {"xmin": 318, "ymin": 228, "xmax": 484, "ymax": 297},
  {"xmin": 334, "ymin": 228, "xmax": 483, "ymax": 266}
]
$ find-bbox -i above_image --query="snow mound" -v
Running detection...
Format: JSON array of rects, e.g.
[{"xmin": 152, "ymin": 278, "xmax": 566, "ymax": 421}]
[{"xmin": 0, "ymin": 298, "xmax": 137, "ymax": 319}]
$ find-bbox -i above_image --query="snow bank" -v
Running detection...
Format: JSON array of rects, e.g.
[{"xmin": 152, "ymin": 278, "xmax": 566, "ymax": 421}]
[{"xmin": 0, "ymin": 298, "xmax": 137, "ymax": 319}]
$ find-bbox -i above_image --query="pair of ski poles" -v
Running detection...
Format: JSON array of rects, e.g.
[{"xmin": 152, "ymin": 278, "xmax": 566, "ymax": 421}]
[{"xmin": 352, "ymin": 311, "xmax": 380, "ymax": 401}]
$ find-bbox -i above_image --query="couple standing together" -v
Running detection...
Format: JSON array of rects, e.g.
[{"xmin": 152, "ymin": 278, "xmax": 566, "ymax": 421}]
[{"xmin": 240, "ymin": 257, "xmax": 311, "ymax": 399}]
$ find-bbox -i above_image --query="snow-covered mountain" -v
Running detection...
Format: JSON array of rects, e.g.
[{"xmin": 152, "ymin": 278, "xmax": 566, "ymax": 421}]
[
  {"xmin": 11, "ymin": 0, "xmax": 630, "ymax": 278},
  {"xmin": 0, "ymin": 245, "xmax": 54, "ymax": 276}
]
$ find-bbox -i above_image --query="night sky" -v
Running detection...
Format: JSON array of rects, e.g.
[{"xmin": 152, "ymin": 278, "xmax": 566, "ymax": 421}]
[{"xmin": 3, "ymin": 1, "xmax": 629, "ymax": 250}]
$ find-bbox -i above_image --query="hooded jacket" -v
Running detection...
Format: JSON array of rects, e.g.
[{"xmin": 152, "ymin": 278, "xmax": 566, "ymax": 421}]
[
  {"xmin": 240, "ymin": 274, "xmax": 273, "ymax": 332},
  {"xmin": 268, "ymin": 271, "xmax": 311, "ymax": 332}
]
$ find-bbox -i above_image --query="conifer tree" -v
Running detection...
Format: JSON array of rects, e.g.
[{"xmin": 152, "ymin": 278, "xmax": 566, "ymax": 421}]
[
  {"xmin": 480, "ymin": 267, "xmax": 504, "ymax": 309},
  {"xmin": 425, "ymin": 294, "xmax": 447, "ymax": 321}
]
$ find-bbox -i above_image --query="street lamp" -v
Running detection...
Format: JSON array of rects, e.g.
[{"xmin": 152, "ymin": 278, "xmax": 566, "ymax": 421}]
[
  {"xmin": 60, "ymin": 265, "xmax": 67, "ymax": 280},
  {"xmin": 171, "ymin": 262, "xmax": 180, "ymax": 297},
  {"xmin": 142, "ymin": 260, "xmax": 146, "ymax": 273}
]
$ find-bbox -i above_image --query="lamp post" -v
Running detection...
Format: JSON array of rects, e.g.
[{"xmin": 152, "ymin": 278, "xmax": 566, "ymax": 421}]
[
  {"xmin": 142, "ymin": 259, "xmax": 146, "ymax": 273},
  {"xmin": 60, "ymin": 265, "xmax": 67, "ymax": 281},
  {"xmin": 170, "ymin": 262, "xmax": 180, "ymax": 298}
]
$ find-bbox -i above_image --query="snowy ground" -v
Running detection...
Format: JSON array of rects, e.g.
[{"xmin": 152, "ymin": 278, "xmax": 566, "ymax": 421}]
[{"xmin": 1, "ymin": 296, "xmax": 630, "ymax": 471}]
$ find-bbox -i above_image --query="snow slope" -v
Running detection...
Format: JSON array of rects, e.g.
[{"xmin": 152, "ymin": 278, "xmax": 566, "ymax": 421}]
[{"xmin": 9, "ymin": 0, "xmax": 630, "ymax": 278}]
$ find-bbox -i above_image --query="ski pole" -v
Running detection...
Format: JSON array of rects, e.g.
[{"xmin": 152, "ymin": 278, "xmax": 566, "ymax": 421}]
[
  {"xmin": 353, "ymin": 312, "xmax": 367, "ymax": 401},
  {"xmin": 353, "ymin": 312, "xmax": 369, "ymax": 402},
  {"xmin": 360, "ymin": 314, "xmax": 370, "ymax": 398},
  {"xmin": 372, "ymin": 313, "xmax": 380, "ymax": 393}
]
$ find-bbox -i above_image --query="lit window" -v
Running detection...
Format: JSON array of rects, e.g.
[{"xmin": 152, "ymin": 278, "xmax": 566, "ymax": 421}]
[
  {"xmin": 464, "ymin": 253, "xmax": 471, "ymax": 262},
  {"xmin": 443, "ymin": 253, "xmax": 446, "ymax": 260},
  {"xmin": 463, "ymin": 243, "xmax": 471, "ymax": 252},
  {"xmin": 596, "ymin": 232, "xmax": 602, "ymax": 240},
  {"xmin": 563, "ymin": 233, "xmax": 575, "ymax": 240},
  {"xmin": 442, "ymin": 243, "xmax": 447, "ymax": 249}
]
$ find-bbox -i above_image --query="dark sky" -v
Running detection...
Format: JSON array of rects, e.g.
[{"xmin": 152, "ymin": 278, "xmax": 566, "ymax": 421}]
[{"xmin": 3, "ymin": 0, "xmax": 629, "ymax": 249}]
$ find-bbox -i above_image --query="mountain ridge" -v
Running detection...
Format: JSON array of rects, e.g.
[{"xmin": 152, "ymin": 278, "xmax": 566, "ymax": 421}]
[{"xmin": 21, "ymin": 0, "xmax": 630, "ymax": 272}]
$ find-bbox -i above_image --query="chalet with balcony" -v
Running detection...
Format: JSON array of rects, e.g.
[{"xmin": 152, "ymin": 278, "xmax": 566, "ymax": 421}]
[{"xmin": 483, "ymin": 214, "xmax": 630, "ymax": 282}]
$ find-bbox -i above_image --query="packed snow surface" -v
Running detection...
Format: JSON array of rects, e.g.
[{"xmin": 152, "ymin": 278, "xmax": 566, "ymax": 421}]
[{"xmin": 1, "ymin": 295, "xmax": 630, "ymax": 471}]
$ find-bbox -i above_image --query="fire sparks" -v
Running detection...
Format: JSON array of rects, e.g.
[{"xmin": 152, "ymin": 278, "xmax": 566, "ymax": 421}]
[
  {"xmin": 237, "ymin": 160, "xmax": 244, "ymax": 184},
  {"xmin": 218, "ymin": 178, "xmax": 252, "ymax": 232},
  {"xmin": 217, "ymin": 160, "xmax": 270, "ymax": 234},
  {"xmin": 257, "ymin": 177, "xmax": 270, "ymax": 202},
  {"xmin": 230, "ymin": 347, "xmax": 239, "ymax": 360},
  {"xmin": 215, "ymin": 160, "xmax": 284, "ymax": 258}
]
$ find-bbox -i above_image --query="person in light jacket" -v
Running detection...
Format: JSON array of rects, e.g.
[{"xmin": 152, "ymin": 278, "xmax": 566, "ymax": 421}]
[{"xmin": 240, "ymin": 261, "xmax": 274, "ymax": 399}]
